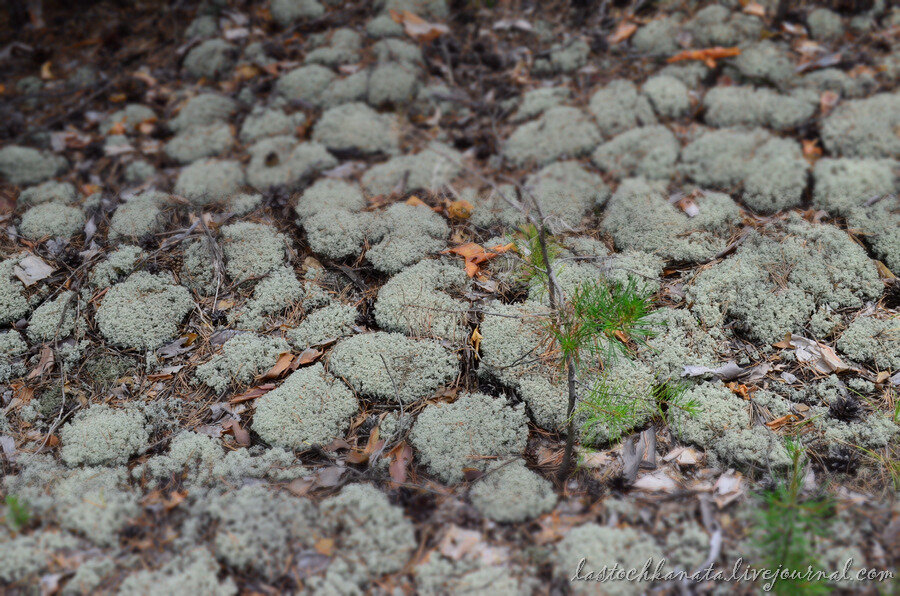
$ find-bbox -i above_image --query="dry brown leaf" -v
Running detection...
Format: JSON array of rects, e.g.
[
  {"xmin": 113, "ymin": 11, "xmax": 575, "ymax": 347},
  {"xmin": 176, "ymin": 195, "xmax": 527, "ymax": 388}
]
[
  {"xmin": 446, "ymin": 199, "xmax": 474, "ymax": 220},
  {"xmin": 743, "ymin": 2, "xmax": 766, "ymax": 17},
  {"xmin": 229, "ymin": 383, "xmax": 276, "ymax": 404},
  {"xmin": 405, "ymin": 195, "xmax": 428, "ymax": 208},
  {"xmin": 40, "ymin": 61, "xmax": 54, "ymax": 80},
  {"xmin": 607, "ymin": 21, "xmax": 637, "ymax": 44},
  {"xmin": 667, "ymin": 46, "xmax": 741, "ymax": 68},
  {"xmin": 388, "ymin": 442, "xmax": 413, "ymax": 486},
  {"xmin": 106, "ymin": 120, "xmax": 126, "ymax": 136},
  {"xmin": 27, "ymin": 346, "xmax": 54, "ymax": 379},
  {"xmin": 222, "ymin": 419, "xmax": 251, "ymax": 446},
  {"xmin": 390, "ymin": 9, "xmax": 450, "ymax": 43},
  {"xmin": 777, "ymin": 333, "xmax": 849, "ymax": 374},
  {"xmin": 442, "ymin": 242, "xmax": 514, "ymax": 277},
  {"xmin": 820, "ymin": 91, "xmax": 840, "ymax": 116},
  {"xmin": 259, "ymin": 352, "xmax": 295, "ymax": 380},
  {"xmin": 726, "ymin": 382, "xmax": 752, "ymax": 400},
  {"xmin": 802, "ymin": 138, "xmax": 823, "ymax": 164},
  {"xmin": 766, "ymin": 413, "xmax": 798, "ymax": 430},
  {"xmin": 314, "ymin": 538, "xmax": 335, "ymax": 557},
  {"xmin": 438, "ymin": 525, "xmax": 483, "ymax": 561},
  {"xmin": 296, "ymin": 347, "xmax": 323, "ymax": 366},
  {"xmin": 470, "ymin": 327, "xmax": 483, "ymax": 359}
]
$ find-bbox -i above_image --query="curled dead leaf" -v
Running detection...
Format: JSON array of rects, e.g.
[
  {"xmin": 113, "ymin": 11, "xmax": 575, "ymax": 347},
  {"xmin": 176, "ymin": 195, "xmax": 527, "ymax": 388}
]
[
  {"xmin": 667, "ymin": 46, "xmax": 741, "ymax": 68},
  {"xmin": 446, "ymin": 199, "xmax": 474, "ymax": 220},
  {"xmin": 389, "ymin": 9, "xmax": 450, "ymax": 43},
  {"xmin": 259, "ymin": 352, "xmax": 295, "ymax": 380},
  {"xmin": 608, "ymin": 21, "xmax": 637, "ymax": 45}
]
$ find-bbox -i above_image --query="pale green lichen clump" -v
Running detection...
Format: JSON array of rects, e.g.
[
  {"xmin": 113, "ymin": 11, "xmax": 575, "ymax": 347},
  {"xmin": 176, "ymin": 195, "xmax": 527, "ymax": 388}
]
[
  {"xmin": 89, "ymin": 245, "xmax": 144, "ymax": 288},
  {"xmin": 837, "ymin": 316, "xmax": 900, "ymax": 370},
  {"xmin": 53, "ymin": 467, "xmax": 139, "ymax": 546},
  {"xmin": 602, "ymin": 177, "xmax": 741, "ymax": 262},
  {"xmin": 373, "ymin": 258, "xmax": 469, "ymax": 342},
  {"xmin": 0, "ymin": 330, "xmax": 27, "ymax": 382},
  {"xmin": 119, "ymin": 549, "xmax": 236, "ymax": 596},
  {"xmin": 252, "ymin": 362, "xmax": 358, "ymax": 448},
  {"xmin": 108, "ymin": 191, "xmax": 167, "ymax": 240},
  {"xmin": 195, "ymin": 333, "xmax": 289, "ymax": 393},
  {"xmin": 591, "ymin": 125, "xmax": 680, "ymax": 180},
  {"xmin": 95, "ymin": 272, "xmax": 193, "ymax": 350},
  {"xmin": 329, "ymin": 332, "xmax": 457, "ymax": 403},
  {"xmin": 220, "ymin": 222, "xmax": 288, "ymax": 283},
  {"xmin": 410, "ymin": 392, "xmax": 528, "ymax": 483},
  {"xmin": 0, "ymin": 145, "xmax": 68, "ymax": 186},
  {"xmin": 19, "ymin": 202, "xmax": 84, "ymax": 240},
  {"xmin": 502, "ymin": 107, "xmax": 601, "ymax": 167},
  {"xmin": 553, "ymin": 524, "xmax": 664, "ymax": 596},
  {"xmin": 27, "ymin": 291, "xmax": 75, "ymax": 341},
  {"xmin": 469, "ymin": 459, "xmax": 556, "ymax": 522},
  {"xmin": 687, "ymin": 215, "xmax": 881, "ymax": 343},
  {"xmin": 207, "ymin": 485, "xmax": 319, "ymax": 581},
  {"xmin": 812, "ymin": 158, "xmax": 897, "ymax": 215},
  {"xmin": 312, "ymin": 102, "xmax": 399, "ymax": 156},
  {"xmin": 670, "ymin": 382, "xmax": 791, "ymax": 471},
  {"xmin": 60, "ymin": 404, "xmax": 149, "ymax": 466},
  {"xmin": 230, "ymin": 266, "xmax": 303, "ymax": 330},
  {"xmin": 287, "ymin": 302, "xmax": 357, "ymax": 347}
]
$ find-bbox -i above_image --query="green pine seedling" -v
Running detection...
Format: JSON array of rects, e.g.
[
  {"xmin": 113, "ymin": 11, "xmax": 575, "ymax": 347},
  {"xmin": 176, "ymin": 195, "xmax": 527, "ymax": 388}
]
[
  {"xmin": 5, "ymin": 495, "xmax": 31, "ymax": 532},
  {"xmin": 751, "ymin": 438, "xmax": 833, "ymax": 596}
]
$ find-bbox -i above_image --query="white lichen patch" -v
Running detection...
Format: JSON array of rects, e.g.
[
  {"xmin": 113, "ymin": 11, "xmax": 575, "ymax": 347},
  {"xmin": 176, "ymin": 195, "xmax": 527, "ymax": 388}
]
[
  {"xmin": 195, "ymin": 333, "xmax": 289, "ymax": 393},
  {"xmin": 469, "ymin": 459, "xmax": 556, "ymax": 522},
  {"xmin": 220, "ymin": 222, "xmax": 288, "ymax": 283},
  {"xmin": 60, "ymin": 404, "xmax": 149, "ymax": 467},
  {"xmin": 410, "ymin": 391, "xmax": 528, "ymax": 483}
]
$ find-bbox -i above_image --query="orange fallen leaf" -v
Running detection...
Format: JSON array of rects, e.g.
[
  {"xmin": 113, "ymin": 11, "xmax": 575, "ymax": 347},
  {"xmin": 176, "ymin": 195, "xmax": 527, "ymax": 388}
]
[
  {"xmin": 726, "ymin": 382, "xmax": 752, "ymax": 400},
  {"xmin": 388, "ymin": 442, "xmax": 413, "ymax": 486},
  {"xmin": 608, "ymin": 21, "xmax": 637, "ymax": 45},
  {"xmin": 40, "ymin": 61, "xmax": 54, "ymax": 80},
  {"xmin": 802, "ymin": 139, "xmax": 822, "ymax": 164},
  {"xmin": 27, "ymin": 346, "xmax": 54, "ymax": 379},
  {"xmin": 446, "ymin": 199, "xmax": 474, "ymax": 220},
  {"xmin": 315, "ymin": 538, "xmax": 335, "ymax": 557},
  {"xmin": 766, "ymin": 414, "xmax": 797, "ymax": 430},
  {"xmin": 106, "ymin": 120, "xmax": 126, "ymax": 136},
  {"xmin": 405, "ymin": 195, "xmax": 429, "ymax": 208},
  {"xmin": 442, "ymin": 242, "xmax": 514, "ymax": 277},
  {"xmin": 389, "ymin": 9, "xmax": 449, "ymax": 43},
  {"xmin": 259, "ymin": 352, "xmax": 295, "ymax": 380},
  {"xmin": 742, "ymin": 2, "xmax": 766, "ymax": 18},
  {"xmin": 667, "ymin": 46, "xmax": 741, "ymax": 68},
  {"xmin": 470, "ymin": 327, "xmax": 483, "ymax": 359},
  {"xmin": 296, "ymin": 347, "xmax": 323, "ymax": 366},
  {"xmin": 108, "ymin": 93, "xmax": 127, "ymax": 103},
  {"xmin": 229, "ymin": 383, "xmax": 276, "ymax": 404}
]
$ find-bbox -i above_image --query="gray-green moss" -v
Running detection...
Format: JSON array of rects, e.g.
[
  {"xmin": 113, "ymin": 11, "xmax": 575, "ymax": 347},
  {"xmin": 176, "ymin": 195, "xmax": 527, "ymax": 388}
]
[
  {"xmin": 271, "ymin": 0, "xmax": 324, "ymax": 27},
  {"xmin": 230, "ymin": 266, "xmax": 304, "ymax": 330},
  {"xmin": 294, "ymin": 178, "xmax": 366, "ymax": 221},
  {"xmin": 245, "ymin": 136, "xmax": 336, "ymax": 191},
  {"xmin": 183, "ymin": 39, "xmax": 235, "ymax": 80},
  {"xmin": 0, "ymin": 531, "xmax": 81, "ymax": 584},
  {"xmin": 807, "ymin": 8, "xmax": 844, "ymax": 41},
  {"xmin": 703, "ymin": 86, "xmax": 816, "ymax": 130},
  {"xmin": 366, "ymin": 14, "xmax": 404, "ymax": 37},
  {"xmin": 687, "ymin": 216, "xmax": 882, "ymax": 343},
  {"xmin": 502, "ymin": 106, "xmax": 600, "ymax": 167},
  {"xmin": 54, "ymin": 466, "xmax": 139, "ymax": 546},
  {"xmin": 846, "ymin": 199, "xmax": 900, "ymax": 273},
  {"xmin": 533, "ymin": 38, "xmax": 589, "ymax": 75},
  {"xmin": 95, "ymin": 271, "xmax": 193, "ymax": 350},
  {"xmin": 329, "ymin": 331, "xmax": 457, "ymax": 403},
  {"xmin": 220, "ymin": 222, "xmax": 288, "ymax": 283},
  {"xmin": 27, "ymin": 291, "xmax": 75, "ymax": 341},
  {"xmin": 367, "ymin": 61, "xmax": 421, "ymax": 107},
  {"xmin": 317, "ymin": 483, "xmax": 416, "ymax": 581},
  {"xmin": 60, "ymin": 404, "xmax": 149, "ymax": 466},
  {"xmin": 185, "ymin": 14, "xmax": 218, "ymax": 38},
  {"xmin": 812, "ymin": 158, "xmax": 897, "ymax": 215},
  {"xmin": 359, "ymin": 142, "xmax": 462, "ymax": 196},
  {"xmin": 180, "ymin": 237, "xmax": 217, "ymax": 294},
  {"xmin": 239, "ymin": 106, "xmax": 305, "ymax": 143},
  {"xmin": 589, "ymin": 79, "xmax": 657, "ymax": 139},
  {"xmin": 591, "ymin": 125, "xmax": 680, "ymax": 180},
  {"xmin": 469, "ymin": 459, "xmax": 556, "ymax": 522},
  {"xmin": 679, "ymin": 127, "xmax": 807, "ymax": 213},
  {"xmin": 640, "ymin": 307, "xmax": 721, "ymax": 380},
  {"xmin": 164, "ymin": 122, "xmax": 234, "ymax": 164},
  {"xmin": 522, "ymin": 160, "xmax": 610, "ymax": 232},
  {"xmin": 553, "ymin": 524, "xmax": 664, "ymax": 596},
  {"xmin": 169, "ymin": 93, "xmax": 237, "ymax": 133},
  {"xmin": 174, "ymin": 159, "xmax": 245, "ymax": 205},
  {"xmin": 684, "ymin": 4, "xmax": 762, "ymax": 46},
  {"xmin": 374, "ymin": 258, "xmax": 469, "ymax": 342},
  {"xmin": 119, "ymin": 548, "xmax": 236, "ymax": 596},
  {"xmin": 90, "ymin": 245, "xmax": 144, "ymax": 288},
  {"xmin": 305, "ymin": 28, "xmax": 361, "ymax": 67},
  {"xmin": 196, "ymin": 332, "xmax": 289, "ymax": 393},
  {"xmin": 18, "ymin": 180, "xmax": 77, "ymax": 206},
  {"xmin": 821, "ymin": 92, "xmax": 900, "ymax": 158},
  {"xmin": 643, "ymin": 75, "xmax": 690, "ymax": 119},
  {"xmin": 414, "ymin": 552, "xmax": 534, "ymax": 596},
  {"xmin": 795, "ymin": 68, "xmax": 872, "ymax": 99},
  {"xmin": 312, "ymin": 102, "xmax": 399, "ymax": 156},
  {"xmin": 0, "ymin": 330, "xmax": 26, "ymax": 382},
  {"xmin": 108, "ymin": 191, "xmax": 167, "ymax": 240},
  {"xmin": 123, "ymin": 159, "xmax": 156, "ymax": 184},
  {"xmin": 252, "ymin": 362, "xmax": 358, "ymax": 448},
  {"xmin": 63, "ymin": 557, "xmax": 116, "ymax": 595},
  {"xmin": 511, "ymin": 86, "xmax": 571, "ymax": 122},
  {"xmin": 410, "ymin": 391, "xmax": 527, "ymax": 483},
  {"xmin": 837, "ymin": 316, "xmax": 899, "ymax": 370},
  {"xmin": 365, "ymin": 202, "xmax": 451, "ymax": 274},
  {"xmin": 729, "ymin": 40, "xmax": 795, "ymax": 88},
  {"xmin": 0, "ymin": 256, "xmax": 31, "ymax": 326},
  {"xmin": 207, "ymin": 485, "xmax": 319, "ymax": 581},
  {"xmin": 275, "ymin": 64, "xmax": 336, "ymax": 106},
  {"xmin": 670, "ymin": 382, "xmax": 792, "ymax": 471},
  {"xmin": 287, "ymin": 302, "xmax": 357, "ymax": 347},
  {"xmin": 99, "ymin": 104, "xmax": 156, "ymax": 135},
  {"xmin": 631, "ymin": 15, "xmax": 680, "ymax": 57},
  {"xmin": 602, "ymin": 177, "xmax": 741, "ymax": 262},
  {"xmin": 19, "ymin": 202, "xmax": 84, "ymax": 240}
]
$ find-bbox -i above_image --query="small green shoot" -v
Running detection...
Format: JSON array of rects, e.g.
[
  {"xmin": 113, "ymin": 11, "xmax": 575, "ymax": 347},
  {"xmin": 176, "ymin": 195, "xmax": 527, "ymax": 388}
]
[
  {"xmin": 4, "ymin": 495, "xmax": 31, "ymax": 532},
  {"xmin": 513, "ymin": 223, "xmax": 562, "ymax": 290},
  {"xmin": 751, "ymin": 438, "xmax": 833, "ymax": 596}
]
